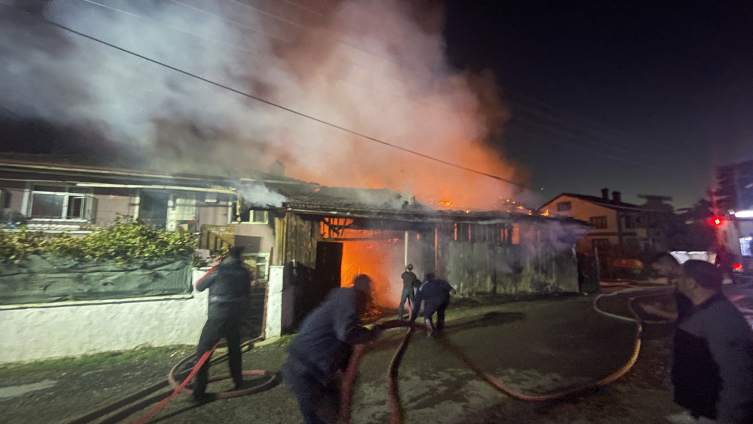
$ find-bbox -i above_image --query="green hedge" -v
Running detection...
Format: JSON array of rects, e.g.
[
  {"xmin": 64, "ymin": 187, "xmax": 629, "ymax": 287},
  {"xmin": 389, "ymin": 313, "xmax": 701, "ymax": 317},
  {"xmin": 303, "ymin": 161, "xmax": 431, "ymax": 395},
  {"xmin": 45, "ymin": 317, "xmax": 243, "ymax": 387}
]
[{"xmin": 0, "ymin": 216, "xmax": 196, "ymax": 265}]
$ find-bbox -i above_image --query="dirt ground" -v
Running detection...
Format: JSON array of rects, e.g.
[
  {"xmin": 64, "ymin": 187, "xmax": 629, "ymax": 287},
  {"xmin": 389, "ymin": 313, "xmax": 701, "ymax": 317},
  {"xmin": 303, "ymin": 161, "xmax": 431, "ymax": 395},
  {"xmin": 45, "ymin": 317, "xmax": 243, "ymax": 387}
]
[{"xmin": 1, "ymin": 288, "xmax": 700, "ymax": 424}]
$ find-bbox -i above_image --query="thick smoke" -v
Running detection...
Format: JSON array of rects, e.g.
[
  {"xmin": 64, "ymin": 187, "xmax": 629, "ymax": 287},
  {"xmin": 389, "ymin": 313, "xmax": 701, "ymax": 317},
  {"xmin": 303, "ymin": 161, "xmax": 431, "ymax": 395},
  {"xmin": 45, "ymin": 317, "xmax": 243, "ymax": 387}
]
[
  {"xmin": 236, "ymin": 183, "xmax": 287, "ymax": 207},
  {"xmin": 0, "ymin": 0, "xmax": 523, "ymax": 208}
]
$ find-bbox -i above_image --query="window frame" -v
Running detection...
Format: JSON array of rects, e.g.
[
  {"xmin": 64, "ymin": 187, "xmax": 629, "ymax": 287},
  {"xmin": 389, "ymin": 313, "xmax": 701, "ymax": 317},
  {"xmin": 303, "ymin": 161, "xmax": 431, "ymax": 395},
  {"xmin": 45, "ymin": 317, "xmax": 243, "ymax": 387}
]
[
  {"xmin": 556, "ymin": 201, "xmax": 572, "ymax": 212},
  {"xmin": 589, "ymin": 216, "xmax": 608, "ymax": 229},
  {"xmin": 242, "ymin": 252, "xmax": 270, "ymax": 283},
  {"xmin": 28, "ymin": 184, "xmax": 94, "ymax": 220},
  {"xmin": 592, "ymin": 238, "xmax": 610, "ymax": 251}
]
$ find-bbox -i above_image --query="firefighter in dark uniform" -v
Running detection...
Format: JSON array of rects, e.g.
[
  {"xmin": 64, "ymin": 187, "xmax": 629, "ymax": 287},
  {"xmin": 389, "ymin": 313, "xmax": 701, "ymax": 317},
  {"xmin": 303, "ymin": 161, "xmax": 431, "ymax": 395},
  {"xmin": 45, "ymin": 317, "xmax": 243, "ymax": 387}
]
[
  {"xmin": 410, "ymin": 273, "xmax": 455, "ymax": 337},
  {"xmin": 282, "ymin": 274, "xmax": 382, "ymax": 424},
  {"xmin": 192, "ymin": 245, "xmax": 252, "ymax": 402}
]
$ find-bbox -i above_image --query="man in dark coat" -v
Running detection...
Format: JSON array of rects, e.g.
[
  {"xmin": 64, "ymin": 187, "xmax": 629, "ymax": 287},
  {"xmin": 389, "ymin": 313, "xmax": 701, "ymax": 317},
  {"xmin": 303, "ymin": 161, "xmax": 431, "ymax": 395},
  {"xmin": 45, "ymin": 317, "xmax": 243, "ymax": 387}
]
[
  {"xmin": 410, "ymin": 273, "xmax": 454, "ymax": 337},
  {"xmin": 283, "ymin": 274, "xmax": 382, "ymax": 424},
  {"xmin": 398, "ymin": 264, "xmax": 418, "ymax": 319},
  {"xmin": 671, "ymin": 260, "xmax": 753, "ymax": 423},
  {"xmin": 192, "ymin": 245, "xmax": 252, "ymax": 402}
]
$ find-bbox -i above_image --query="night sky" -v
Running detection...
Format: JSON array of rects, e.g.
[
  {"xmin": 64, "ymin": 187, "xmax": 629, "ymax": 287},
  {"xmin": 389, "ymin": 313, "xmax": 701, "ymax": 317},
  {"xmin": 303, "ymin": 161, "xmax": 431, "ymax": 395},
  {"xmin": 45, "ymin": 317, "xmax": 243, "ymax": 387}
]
[
  {"xmin": 444, "ymin": 1, "xmax": 753, "ymax": 208},
  {"xmin": 1, "ymin": 1, "xmax": 752, "ymax": 209}
]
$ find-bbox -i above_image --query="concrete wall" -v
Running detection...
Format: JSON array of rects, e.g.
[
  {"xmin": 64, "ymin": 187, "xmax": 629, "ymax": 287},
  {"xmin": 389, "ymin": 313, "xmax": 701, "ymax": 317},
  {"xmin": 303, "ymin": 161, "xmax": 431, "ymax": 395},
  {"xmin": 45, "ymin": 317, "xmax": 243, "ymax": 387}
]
[
  {"xmin": 264, "ymin": 265, "xmax": 294, "ymax": 337},
  {"xmin": 0, "ymin": 269, "xmax": 211, "ymax": 364}
]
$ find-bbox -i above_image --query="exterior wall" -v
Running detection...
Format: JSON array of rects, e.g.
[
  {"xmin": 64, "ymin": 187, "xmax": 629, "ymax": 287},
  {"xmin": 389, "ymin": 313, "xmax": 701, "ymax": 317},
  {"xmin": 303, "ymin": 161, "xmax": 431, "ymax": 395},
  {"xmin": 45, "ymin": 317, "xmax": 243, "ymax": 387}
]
[
  {"xmin": 543, "ymin": 195, "xmax": 620, "ymax": 252},
  {"xmin": 5, "ymin": 187, "xmax": 26, "ymax": 212},
  {"xmin": 447, "ymin": 241, "xmax": 578, "ymax": 295},
  {"xmin": 264, "ymin": 265, "xmax": 293, "ymax": 337},
  {"xmin": 0, "ymin": 269, "xmax": 211, "ymax": 364},
  {"xmin": 233, "ymin": 222, "xmax": 275, "ymax": 255},
  {"xmin": 93, "ymin": 192, "xmax": 137, "ymax": 228}
]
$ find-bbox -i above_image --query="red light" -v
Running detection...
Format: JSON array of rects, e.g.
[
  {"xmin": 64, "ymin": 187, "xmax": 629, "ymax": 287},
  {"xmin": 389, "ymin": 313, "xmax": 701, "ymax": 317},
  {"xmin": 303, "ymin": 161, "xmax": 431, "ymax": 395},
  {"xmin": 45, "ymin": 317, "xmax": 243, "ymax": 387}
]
[
  {"xmin": 710, "ymin": 217, "xmax": 724, "ymax": 226},
  {"xmin": 733, "ymin": 263, "xmax": 743, "ymax": 271}
]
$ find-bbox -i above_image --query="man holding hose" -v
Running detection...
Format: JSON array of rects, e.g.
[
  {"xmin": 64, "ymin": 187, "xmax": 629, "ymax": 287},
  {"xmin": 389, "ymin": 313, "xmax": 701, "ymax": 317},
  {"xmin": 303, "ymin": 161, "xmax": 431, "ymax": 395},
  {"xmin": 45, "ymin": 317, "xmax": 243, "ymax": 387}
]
[{"xmin": 283, "ymin": 274, "xmax": 383, "ymax": 424}]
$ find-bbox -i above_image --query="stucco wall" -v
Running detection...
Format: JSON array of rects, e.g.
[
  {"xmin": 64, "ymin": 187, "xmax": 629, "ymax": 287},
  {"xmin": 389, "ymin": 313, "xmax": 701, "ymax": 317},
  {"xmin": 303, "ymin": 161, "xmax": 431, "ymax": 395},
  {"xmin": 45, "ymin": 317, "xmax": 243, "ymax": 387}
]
[
  {"xmin": 4, "ymin": 187, "xmax": 26, "ymax": 212},
  {"xmin": 234, "ymin": 222, "xmax": 275, "ymax": 254},
  {"xmin": 93, "ymin": 193, "xmax": 137, "ymax": 227},
  {"xmin": 0, "ymin": 269, "xmax": 211, "ymax": 364}
]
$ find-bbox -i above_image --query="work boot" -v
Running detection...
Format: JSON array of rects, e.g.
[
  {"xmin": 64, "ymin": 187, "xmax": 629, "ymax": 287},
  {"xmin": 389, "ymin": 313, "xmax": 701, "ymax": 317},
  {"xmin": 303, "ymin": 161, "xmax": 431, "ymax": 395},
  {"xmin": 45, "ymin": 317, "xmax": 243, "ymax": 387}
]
[
  {"xmin": 192, "ymin": 392, "xmax": 217, "ymax": 404},
  {"xmin": 424, "ymin": 318, "xmax": 435, "ymax": 338}
]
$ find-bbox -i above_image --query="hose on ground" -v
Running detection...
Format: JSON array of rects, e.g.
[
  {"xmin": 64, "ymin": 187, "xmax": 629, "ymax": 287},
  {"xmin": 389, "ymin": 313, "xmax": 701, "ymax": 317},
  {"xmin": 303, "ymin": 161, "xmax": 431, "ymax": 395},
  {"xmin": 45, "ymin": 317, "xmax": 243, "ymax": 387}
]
[
  {"xmin": 64, "ymin": 336, "xmax": 267, "ymax": 424},
  {"xmin": 439, "ymin": 287, "xmax": 676, "ymax": 403}
]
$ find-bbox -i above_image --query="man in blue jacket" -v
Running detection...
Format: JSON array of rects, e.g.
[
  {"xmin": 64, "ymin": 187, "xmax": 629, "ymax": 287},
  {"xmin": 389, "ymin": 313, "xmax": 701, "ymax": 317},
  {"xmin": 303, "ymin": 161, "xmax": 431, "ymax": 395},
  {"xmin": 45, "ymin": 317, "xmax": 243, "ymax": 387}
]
[
  {"xmin": 671, "ymin": 260, "xmax": 753, "ymax": 423},
  {"xmin": 192, "ymin": 246, "xmax": 252, "ymax": 403},
  {"xmin": 283, "ymin": 274, "xmax": 382, "ymax": 424},
  {"xmin": 410, "ymin": 273, "xmax": 455, "ymax": 337}
]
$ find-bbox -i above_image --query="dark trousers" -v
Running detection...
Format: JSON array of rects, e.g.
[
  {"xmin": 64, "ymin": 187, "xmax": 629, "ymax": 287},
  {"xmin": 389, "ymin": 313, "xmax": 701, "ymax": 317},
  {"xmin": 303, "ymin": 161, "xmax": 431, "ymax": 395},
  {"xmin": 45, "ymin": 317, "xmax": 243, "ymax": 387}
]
[
  {"xmin": 282, "ymin": 359, "xmax": 340, "ymax": 424},
  {"xmin": 398, "ymin": 287, "xmax": 415, "ymax": 318},
  {"xmin": 194, "ymin": 307, "xmax": 243, "ymax": 395},
  {"xmin": 424, "ymin": 297, "xmax": 450, "ymax": 331}
]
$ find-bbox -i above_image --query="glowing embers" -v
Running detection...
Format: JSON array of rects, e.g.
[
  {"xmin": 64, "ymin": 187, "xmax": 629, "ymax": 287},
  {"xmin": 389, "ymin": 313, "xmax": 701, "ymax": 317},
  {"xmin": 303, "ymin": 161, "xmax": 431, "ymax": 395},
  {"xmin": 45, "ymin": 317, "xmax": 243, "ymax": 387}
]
[{"xmin": 438, "ymin": 200, "xmax": 453, "ymax": 207}]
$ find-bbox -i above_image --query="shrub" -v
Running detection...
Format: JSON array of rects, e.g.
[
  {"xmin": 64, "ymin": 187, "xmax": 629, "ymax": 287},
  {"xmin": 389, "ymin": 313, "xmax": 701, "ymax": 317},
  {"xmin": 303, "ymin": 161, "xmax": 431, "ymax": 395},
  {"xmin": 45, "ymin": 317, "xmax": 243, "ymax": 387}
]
[{"xmin": 0, "ymin": 216, "xmax": 196, "ymax": 264}]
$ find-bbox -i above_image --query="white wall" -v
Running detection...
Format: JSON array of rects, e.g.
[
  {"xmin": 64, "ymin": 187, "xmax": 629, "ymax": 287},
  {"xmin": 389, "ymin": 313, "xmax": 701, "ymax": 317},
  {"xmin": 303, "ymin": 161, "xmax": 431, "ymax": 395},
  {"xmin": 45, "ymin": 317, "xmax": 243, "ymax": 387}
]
[{"xmin": 0, "ymin": 269, "xmax": 211, "ymax": 364}]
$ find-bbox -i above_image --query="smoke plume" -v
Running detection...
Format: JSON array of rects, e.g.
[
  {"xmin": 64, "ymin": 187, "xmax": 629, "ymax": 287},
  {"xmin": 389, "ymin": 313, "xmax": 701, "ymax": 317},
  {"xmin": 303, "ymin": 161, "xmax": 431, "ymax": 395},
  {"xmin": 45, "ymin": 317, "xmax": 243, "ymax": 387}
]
[{"xmin": 0, "ymin": 0, "xmax": 524, "ymax": 209}]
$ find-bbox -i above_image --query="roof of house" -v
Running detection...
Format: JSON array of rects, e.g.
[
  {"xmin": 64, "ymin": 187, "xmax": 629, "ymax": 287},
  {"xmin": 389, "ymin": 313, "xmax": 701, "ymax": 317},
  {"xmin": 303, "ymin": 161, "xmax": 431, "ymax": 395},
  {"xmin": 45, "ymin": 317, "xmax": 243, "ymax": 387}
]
[
  {"xmin": 0, "ymin": 155, "xmax": 586, "ymax": 226},
  {"xmin": 541, "ymin": 193, "xmax": 645, "ymax": 212}
]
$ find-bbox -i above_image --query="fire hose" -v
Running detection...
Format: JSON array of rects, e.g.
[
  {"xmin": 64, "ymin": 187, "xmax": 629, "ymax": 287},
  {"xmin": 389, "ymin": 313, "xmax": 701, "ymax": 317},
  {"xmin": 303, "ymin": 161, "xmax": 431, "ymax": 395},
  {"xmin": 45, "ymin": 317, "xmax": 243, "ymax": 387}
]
[
  {"xmin": 67, "ymin": 288, "xmax": 673, "ymax": 424},
  {"xmin": 339, "ymin": 287, "xmax": 675, "ymax": 424},
  {"xmin": 64, "ymin": 336, "xmax": 273, "ymax": 424}
]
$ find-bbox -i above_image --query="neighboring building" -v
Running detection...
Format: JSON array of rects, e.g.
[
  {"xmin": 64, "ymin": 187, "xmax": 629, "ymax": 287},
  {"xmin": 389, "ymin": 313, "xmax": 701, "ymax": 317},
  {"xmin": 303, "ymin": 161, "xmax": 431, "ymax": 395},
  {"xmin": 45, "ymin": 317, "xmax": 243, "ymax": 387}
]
[
  {"xmin": 540, "ymin": 188, "xmax": 660, "ymax": 256},
  {"xmin": 717, "ymin": 160, "xmax": 753, "ymax": 276}
]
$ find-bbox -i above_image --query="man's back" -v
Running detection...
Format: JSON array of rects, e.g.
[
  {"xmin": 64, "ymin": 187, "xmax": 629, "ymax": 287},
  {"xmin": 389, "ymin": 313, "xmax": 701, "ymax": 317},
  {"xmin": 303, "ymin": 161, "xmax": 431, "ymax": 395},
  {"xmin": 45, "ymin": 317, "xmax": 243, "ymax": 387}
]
[
  {"xmin": 288, "ymin": 288, "xmax": 372, "ymax": 383},
  {"xmin": 673, "ymin": 294, "xmax": 753, "ymax": 423},
  {"xmin": 401, "ymin": 271, "xmax": 417, "ymax": 289}
]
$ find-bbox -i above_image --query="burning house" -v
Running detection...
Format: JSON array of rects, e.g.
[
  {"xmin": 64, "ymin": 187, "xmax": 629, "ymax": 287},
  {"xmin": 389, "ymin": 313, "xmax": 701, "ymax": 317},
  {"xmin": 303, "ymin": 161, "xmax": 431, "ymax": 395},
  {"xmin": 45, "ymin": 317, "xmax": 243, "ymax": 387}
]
[{"xmin": 0, "ymin": 156, "xmax": 585, "ymax": 352}]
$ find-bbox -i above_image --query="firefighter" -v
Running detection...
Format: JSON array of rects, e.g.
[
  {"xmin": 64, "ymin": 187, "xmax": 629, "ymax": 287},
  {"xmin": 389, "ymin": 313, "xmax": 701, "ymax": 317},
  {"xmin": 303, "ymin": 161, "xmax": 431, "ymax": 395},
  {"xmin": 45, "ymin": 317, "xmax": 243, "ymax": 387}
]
[
  {"xmin": 192, "ymin": 245, "xmax": 252, "ymax": 402},
  {"xmin": 398, "ymin": 264, "xmax": 418, "ymax": 319},
  {"xmin": 282, "ymin": 274, "xmax": 382, "ymax": 424},
  {"xmin": 410, "ymin": 273, "xmax": 455, "ymax": 337}
]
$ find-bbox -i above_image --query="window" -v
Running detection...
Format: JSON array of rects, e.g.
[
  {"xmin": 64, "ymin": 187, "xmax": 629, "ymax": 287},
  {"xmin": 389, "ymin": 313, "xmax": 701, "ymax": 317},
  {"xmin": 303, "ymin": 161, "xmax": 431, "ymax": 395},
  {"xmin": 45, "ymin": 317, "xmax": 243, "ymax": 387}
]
[
  {"xmin": 139, "ymin": 191, "xmax": 169, "ymax": 229},
  {"xmin": 624, "ymin": 215, "xmax": 636, "ymax": 229},
  {"xmin": 29, "ymin": 185, "xmax": 93, "ymax": 219},
  {"xmin": 242, "ymin": 253, "xmax": 269, "ymax": 282},
  {"xmin": 556, "ymin": 201, "xmax": 572, "ymax": 211},
  {"xmin": 592, "ymin": 238, "xmax": 610, "ymax": 251},
  {"xmin": 741, "ymin": 237, "xmax": 752, "ymax": 257},
  {"xmin": 589, "ymin": 216, "xmax": 608, "ymax": 229},
  {"xmin": 232, "ymin": 207, "xmax": 269, "ymax": 224}
]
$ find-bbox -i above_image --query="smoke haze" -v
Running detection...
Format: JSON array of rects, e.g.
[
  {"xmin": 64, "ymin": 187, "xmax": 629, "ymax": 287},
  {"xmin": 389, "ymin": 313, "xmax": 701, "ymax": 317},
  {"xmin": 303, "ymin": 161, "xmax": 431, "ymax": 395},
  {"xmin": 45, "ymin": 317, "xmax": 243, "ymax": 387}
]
[{"xmin": 0, "ymin": 0, "xmax": 526, "ymax": 209}]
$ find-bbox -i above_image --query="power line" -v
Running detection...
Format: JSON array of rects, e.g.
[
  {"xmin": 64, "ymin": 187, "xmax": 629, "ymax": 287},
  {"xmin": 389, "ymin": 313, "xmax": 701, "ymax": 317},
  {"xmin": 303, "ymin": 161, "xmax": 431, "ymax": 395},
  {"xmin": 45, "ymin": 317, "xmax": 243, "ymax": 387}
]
[
  {"xmin": 505, "ymin": 126, "xmax": 667, "ymax": 172},
  {"xmin": 509, "ymin": 115, "xmax": 671, "ymax": 165},
  {"xmin": 80, "ymin": 0, "xmax": 458, "ymax": 119},
  {"xmin": 196, "ymin": 0, "xmax": 674, "ymax": 163},
  {"xmin": 0, "ymin": 2, "xmax": 530, "ymax": 190}
]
